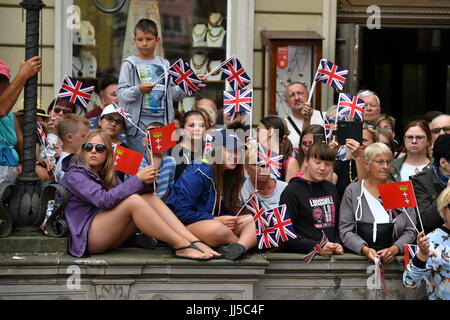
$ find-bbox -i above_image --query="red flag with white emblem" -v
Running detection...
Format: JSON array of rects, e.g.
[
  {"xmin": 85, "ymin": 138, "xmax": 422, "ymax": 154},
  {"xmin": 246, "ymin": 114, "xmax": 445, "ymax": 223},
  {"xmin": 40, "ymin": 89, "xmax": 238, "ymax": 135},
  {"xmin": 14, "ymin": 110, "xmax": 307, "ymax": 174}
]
[
  {"xmin": 148, "ymin": 122, "xmax": 177, "ymax": 153},
  {"xmin": 378, "ymin": 181, "xmax": 417, "ymax": 210},
  {"xmin": 113, "ymin": 145, "xmax": 143, "ymax": 175}
]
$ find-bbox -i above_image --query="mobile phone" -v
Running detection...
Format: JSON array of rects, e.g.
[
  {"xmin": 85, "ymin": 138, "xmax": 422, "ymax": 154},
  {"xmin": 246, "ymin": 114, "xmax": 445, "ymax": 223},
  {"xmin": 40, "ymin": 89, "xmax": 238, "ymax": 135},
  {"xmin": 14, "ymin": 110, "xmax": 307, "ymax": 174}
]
[{"xmin": 336, "ymin": 120, "xmax": 363, "ymax": 145}]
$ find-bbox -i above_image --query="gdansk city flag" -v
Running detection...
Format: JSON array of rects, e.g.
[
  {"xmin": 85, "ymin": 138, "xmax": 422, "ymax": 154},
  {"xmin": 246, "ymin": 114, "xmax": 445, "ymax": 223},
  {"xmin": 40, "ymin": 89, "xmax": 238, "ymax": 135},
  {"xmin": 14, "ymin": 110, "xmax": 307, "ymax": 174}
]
[
  {"xmin": 378, "ymin": 181, "xmax": 418, "ymax": 210},
  {"xmin": 147, "ymin": 122, "xmax": 177, "ymax": 153}
]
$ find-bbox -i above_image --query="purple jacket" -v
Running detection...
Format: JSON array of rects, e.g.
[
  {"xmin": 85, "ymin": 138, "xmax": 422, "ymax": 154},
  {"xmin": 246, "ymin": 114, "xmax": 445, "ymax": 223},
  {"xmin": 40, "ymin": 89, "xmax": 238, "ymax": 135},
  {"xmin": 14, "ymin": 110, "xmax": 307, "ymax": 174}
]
[{"xmin": 59, "ymin": 157, "xmax": 153, "ymax": 257}]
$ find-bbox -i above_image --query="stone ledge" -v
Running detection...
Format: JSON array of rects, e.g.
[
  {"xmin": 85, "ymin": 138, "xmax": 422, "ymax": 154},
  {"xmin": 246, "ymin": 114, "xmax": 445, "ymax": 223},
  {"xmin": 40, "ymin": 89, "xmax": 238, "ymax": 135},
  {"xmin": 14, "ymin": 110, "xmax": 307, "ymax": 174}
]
[{"xmin": 0, "ymin": 247, "xmax": 422, "ymax": 300}]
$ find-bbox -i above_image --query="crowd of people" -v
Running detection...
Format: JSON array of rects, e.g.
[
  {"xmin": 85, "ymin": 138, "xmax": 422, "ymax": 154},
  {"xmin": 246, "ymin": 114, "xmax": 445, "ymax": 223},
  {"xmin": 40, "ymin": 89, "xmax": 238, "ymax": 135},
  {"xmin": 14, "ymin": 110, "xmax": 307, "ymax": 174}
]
[{"xmin": 1, "ymin": 18, "xmax": 449, "ymax": 299}]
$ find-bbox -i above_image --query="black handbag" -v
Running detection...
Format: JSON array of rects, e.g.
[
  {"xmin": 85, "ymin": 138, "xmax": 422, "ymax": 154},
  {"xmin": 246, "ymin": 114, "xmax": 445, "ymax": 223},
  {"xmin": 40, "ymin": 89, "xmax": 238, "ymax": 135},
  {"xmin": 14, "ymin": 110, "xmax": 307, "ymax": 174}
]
[{"xmin": 356, "ymin": 221, "xmax": 394, "ymax": 251}]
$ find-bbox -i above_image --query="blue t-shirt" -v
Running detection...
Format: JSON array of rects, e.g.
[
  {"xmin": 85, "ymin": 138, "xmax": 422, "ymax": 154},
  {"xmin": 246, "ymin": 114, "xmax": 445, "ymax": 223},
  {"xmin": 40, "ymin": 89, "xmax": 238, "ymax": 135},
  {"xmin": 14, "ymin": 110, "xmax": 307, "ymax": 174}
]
[
  {"xmin": 0, "ymin": 112, "xmax": 18, "ymax": 166},
  {"xmin": 135, "ymin": 57, "xmax": 166, "ymax": 116}
]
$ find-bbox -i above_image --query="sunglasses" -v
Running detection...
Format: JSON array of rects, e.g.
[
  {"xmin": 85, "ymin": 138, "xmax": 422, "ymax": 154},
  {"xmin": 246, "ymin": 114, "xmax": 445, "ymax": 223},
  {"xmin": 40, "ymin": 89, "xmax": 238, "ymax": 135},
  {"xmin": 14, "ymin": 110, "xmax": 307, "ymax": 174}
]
[
  {"xmin": 430, "ymin": 126, "xmax": 450, "ymax": 134},
  {"xmin": 82, "ymin": 143, "xmax": 107, "ymax": 153},
  {"xmin": 53, "ymin": 107, "xmax": 72, "ymax": 114}
]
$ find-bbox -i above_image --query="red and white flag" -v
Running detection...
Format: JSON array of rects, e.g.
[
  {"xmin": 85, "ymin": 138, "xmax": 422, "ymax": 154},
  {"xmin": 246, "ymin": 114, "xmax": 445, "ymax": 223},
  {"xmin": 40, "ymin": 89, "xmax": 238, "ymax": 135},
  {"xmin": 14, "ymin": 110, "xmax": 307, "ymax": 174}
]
[
  {"xmin": 378, "ymin": 181, "xmax": 417, "ymax": 210},
  {"xmin": 113, "ymin": 145, "xmax": 143, "ymax": 175},
  {"xmin": 147, "ymin": 122, "xmax": 177, "ymax": 153}
]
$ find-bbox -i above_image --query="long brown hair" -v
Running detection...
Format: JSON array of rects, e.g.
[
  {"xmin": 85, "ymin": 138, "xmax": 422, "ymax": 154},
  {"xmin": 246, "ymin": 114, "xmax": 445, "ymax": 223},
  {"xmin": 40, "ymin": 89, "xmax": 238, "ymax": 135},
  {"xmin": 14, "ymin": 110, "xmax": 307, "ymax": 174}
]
[
  {"xmin": 259, "ymin": 116, "xmax": 293, "ymax": 157},
  {"xmin": 74, "ymin": 129, "xmax": 117, "ymax": 190},
  {"xmin": 209, "ymin": 146, "xmax": 244, "ymax": 214}
]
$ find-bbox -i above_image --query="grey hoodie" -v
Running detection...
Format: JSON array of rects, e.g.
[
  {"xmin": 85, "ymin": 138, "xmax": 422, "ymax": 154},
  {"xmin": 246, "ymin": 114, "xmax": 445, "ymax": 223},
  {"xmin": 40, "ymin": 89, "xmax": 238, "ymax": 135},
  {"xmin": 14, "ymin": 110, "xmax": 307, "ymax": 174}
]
[{"xmin": 117, "ymin": 55, "xmax": 185, "ymax": 136}]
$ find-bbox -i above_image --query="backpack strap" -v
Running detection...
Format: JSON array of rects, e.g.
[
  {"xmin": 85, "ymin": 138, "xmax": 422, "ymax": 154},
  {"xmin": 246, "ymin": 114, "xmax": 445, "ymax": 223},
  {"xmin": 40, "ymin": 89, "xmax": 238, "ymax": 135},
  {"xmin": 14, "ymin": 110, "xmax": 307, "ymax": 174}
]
[{"xmin": 286, "ymin": 116, "xmax": 302, "ymax": 137}]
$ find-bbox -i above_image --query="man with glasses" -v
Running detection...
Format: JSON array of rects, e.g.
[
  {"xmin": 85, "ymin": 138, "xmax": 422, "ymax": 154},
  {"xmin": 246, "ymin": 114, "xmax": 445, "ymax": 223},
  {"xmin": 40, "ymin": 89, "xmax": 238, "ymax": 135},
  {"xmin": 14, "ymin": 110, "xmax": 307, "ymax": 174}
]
[
  {"xmin": 412, "ymin": 134, "xmax": 450, "ymax": 233},
  {"xmin": 85, "ymin": 76, "xmax": 119, "ymax": 129},
  {"xmin": 430, "ymin": 114, "xmax": 450, "ymax": 146},
  {"xmin": 46, "ymin": 98, "xmax": 77, "ymax": 134}
]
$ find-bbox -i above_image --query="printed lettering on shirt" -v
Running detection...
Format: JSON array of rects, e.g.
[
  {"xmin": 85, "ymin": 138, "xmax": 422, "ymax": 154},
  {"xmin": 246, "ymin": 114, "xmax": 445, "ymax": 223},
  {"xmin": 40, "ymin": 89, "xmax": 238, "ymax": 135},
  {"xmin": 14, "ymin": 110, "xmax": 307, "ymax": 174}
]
[{"xmin": 309, "ymin": 196, "xmax": 336, "ymax": 229}]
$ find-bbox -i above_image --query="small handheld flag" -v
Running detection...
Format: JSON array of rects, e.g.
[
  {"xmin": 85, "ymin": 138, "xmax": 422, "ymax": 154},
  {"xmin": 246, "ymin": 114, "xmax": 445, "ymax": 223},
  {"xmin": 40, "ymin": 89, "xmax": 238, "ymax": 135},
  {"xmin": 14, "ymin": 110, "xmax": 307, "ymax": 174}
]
[
  {"xmin": 223, "ymin": 88, "xmax": 253, "ymax": 121},
  {"xmin": 266, "ymin": 204, "xmax": 297, "ymax": 244},
  {"xmin": 58, "ymin": 75, "xmax": 94, "ymax": 109},
  {"xmin": 113, "ymin": 145, "xmax": 143, "ymax": 175},
  {"xmin": 378, "ymin": 181, "xmax": 418, "ymax": 210},
  {"xmin": 147, "ymin": 122, "xmax": 177, "ymax": 153},
  {"xmin": 257, "ymin": 144, "xmax": 283, "ymax": 178},
  {"xmin": 314, "ymin": 59, "xmax": 348, "ymax": 91},
  {"xmin": 220, "ymin": 56, "xmax": 252, "ymax": 90},
  {"xmin": 168, "ymin": 58, "xmax": 206, "ymax": 96},
  {"xmin": 337, "ymin": 93, "xmax": 365, "ymax": 121},
  {"xmin": 304, "ymin": 232, "xmax": 329, "ymax": 263},
  {"xmin": 403, "ymin": 244, "xmax": 419, "ymax": 267}
]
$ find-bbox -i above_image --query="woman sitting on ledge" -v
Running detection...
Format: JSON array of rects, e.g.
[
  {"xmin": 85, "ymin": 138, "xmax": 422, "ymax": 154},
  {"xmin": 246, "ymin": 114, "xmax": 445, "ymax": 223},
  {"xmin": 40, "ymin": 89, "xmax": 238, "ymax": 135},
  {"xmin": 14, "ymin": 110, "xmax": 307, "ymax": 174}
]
[
  {"xmin": 403, "ymin": 186, "xmax": 450, "ymax": 300},
  {"xmin": 59, "ymin": 129, "xmax": 218, "ymax": 260},
  {"xmin": 339, "ymin": 143, "xmax": 417, "ymax": 264}
]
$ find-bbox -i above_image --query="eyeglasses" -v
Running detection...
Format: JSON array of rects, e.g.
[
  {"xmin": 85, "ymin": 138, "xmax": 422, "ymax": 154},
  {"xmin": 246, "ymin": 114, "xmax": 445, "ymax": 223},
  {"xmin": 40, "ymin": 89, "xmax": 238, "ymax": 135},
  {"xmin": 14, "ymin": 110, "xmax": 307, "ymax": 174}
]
[
  {"xmin": 370, "ymin": 159, "xmax": 393, "ymax": 166},
  {"xmin": 53, "ymin": 107, "xmax": 72, "ymax": 115},
  {"xmin": 301, "ymin": 142, "xmax": 312, "ymax": 148},
  {"xmin": 405, "ymin": 135, "xmax": 426, "ymax": 142},
  {"xmin": 103, "ymin": 115, "xmax": 124, "ymax": 126},
  {"xmin": 430, "ymin": 126, "xmax": 450, "ymax": 134},
  {"xmin": 82, "ymin": 143, "xmax": 107, "ymax": 153}
]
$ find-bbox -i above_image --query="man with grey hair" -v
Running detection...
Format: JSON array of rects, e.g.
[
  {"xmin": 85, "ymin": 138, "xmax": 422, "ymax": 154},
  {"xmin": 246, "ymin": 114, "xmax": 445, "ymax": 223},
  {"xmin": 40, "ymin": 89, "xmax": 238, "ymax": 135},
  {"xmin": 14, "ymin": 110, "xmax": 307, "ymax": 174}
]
[
  {"xmin": 430, "ymin": 113, "xmax": 450, "ymax": 146},
  {"xmin": 283, "ymin": 81, "xmax": 324, "ymax": 149},
  {"xmin": 357, "ymin": 90, "xmax": 381, "ymax": 123}
]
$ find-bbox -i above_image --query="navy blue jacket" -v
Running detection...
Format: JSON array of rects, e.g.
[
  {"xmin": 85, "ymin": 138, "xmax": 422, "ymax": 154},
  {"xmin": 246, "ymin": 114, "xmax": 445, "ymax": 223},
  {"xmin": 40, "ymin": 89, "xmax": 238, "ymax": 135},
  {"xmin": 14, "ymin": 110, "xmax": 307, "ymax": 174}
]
[{"xmin": 165, "ymin": 162, "xmax": 218, "ymax": 225}]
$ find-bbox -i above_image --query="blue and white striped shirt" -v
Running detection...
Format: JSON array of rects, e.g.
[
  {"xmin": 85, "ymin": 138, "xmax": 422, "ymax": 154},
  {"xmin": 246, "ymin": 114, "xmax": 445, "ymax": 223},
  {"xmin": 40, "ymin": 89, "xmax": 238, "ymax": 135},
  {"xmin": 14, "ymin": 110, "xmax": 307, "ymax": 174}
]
[{"xmin": 127, "ymin": 154, "xmax": 176, "ymax": 199}]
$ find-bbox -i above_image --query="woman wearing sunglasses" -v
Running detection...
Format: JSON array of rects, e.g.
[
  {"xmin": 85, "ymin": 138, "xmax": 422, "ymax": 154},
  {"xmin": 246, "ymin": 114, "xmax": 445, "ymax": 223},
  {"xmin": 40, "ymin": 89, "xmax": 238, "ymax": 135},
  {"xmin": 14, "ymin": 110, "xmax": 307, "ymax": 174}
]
[
  {"xmin": 403, "ymin": 186, "xmax": 450, "ymax": 300},
  {"xmin": 59, "ymin": 129, "xmax": 215, "ymax": 260}
]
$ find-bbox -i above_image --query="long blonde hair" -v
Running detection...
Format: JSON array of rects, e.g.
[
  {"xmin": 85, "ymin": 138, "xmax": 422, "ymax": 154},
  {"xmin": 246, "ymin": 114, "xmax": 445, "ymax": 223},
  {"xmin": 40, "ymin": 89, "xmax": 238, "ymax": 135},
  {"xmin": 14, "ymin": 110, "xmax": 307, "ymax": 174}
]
[{"xmin": 74, "ymin": 129, "xmax": 117, "ymax": 190}]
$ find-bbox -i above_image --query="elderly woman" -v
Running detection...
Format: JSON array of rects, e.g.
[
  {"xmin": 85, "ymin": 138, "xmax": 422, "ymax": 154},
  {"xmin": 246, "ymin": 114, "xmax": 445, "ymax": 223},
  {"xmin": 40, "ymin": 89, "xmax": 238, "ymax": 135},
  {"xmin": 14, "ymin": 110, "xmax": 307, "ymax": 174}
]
[
  {"xmin": 339, "ymin": 143, "xmax": 417, "ymax": 263},
  {"xmin": 403, "ymin": 186, "xmax": 450, "ymax": 300}
]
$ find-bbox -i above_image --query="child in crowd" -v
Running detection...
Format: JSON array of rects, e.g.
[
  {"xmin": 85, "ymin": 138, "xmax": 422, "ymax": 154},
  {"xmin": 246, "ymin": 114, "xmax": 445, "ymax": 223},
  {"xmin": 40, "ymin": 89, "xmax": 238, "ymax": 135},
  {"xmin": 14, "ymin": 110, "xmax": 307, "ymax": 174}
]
[
  {"xmin": 280, "ymin": 142, "xmax": 343, "ymax": 257},
  {"xmin": 170, "ymin": 110, "xmax": 207, "ymax": 182},
  {"xmin": 256, "ymin": 116, "xmax": 300, "ymax": 183},
  {"xmin": 131, "ymin": 121, "xmax": 176, "ymax": 200},
  {"xmin": 55, "ymin": 113, "xmax": 90, "ymax": 182},
  {"xmin": 118, "ymin": 18, "xmax": 185, "ymax": 154}
]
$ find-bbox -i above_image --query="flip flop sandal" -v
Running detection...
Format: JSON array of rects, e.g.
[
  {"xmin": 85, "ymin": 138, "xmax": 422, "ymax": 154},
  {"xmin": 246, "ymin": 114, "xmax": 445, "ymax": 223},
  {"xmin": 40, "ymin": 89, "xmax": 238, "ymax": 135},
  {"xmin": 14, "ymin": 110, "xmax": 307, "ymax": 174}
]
[
  {"xmin": 172, "ymin": 243, "xmax": 211, "ymax": 261},
  {"xmin": 216, "ymin": 243, "xmax": 247, "ymax": 261},
  {"xmin": 191, "ymin": 240, "xmax": 223, "ymax": 259}
]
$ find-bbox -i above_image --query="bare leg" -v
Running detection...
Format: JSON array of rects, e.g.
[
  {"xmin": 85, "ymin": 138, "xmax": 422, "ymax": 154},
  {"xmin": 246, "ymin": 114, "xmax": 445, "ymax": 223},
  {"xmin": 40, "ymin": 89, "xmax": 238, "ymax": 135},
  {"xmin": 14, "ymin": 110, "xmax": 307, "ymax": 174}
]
[
  {"xmin": 87, "ymin": 194, "xmax": 208, "ymax": 260},
  {"xmin": 141, "ymin": 193, "xmax": 221, "ymax": 257},
  {"xmin": 187, "ymin": 220, "xmax": 239, "ymax": 248},
  {"xmin": 110, "ymin": 220, "xmax": 137, "ymax": 249},
  {"xmin": 233, "ymin": 215, "xmax": 257, "ymax": 250}
]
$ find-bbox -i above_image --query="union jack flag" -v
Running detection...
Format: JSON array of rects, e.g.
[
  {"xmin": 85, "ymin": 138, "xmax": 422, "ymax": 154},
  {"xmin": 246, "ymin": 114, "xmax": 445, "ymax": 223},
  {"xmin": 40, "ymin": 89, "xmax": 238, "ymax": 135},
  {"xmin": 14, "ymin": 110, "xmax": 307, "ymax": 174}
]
[
  {"xmin": 314, "ymin": 59, "xmax": 348, "ymax": 91},
  {"xmin": 223, "ymin": 88, "xmax": 253, "ymax": 120},
  {"xmin": 304, "ymin": 232, "xmax": 329, "ymax": 263},
  {"xmin": 168, "ymin": 59, "xmax": 206, "ymax": 96},
  {"xmin": 337, "ymin": 93, "xmax": 365, "ymax": 121},
  {"xmin": 58, "ymin": 75, "xmax": 94, "ymax": 109},
  {"xmin": 204, "ymin": 133, "xmax": 214, "ymax": 154},
  {"xmin": 323, "ymin": 117, "xmax": 332, "ymax": 141},
  {"xmin": 36, "ymin": 121, "xmax": 47, "ymax": 147},
  {"xmin": 257, "ymin": 144, "xmax": 283, "ymax": 178},
  {"xmin": 245, "ymin": 195, "xmax": 278, "ymax": 249},
  {"xmin": 112, "ymin": 103, "xmax": 133, "ymax": 123},
  {"xmin": 403, "ymin": 244, "xmax": 419, "ymax": 267},
  {"xmin": 266, "ymin": 204, "xmax": 297, "ymax": 244},
  {"xmin": 220, "ymin": 56, "xmax": 252, "ymax": 90}
]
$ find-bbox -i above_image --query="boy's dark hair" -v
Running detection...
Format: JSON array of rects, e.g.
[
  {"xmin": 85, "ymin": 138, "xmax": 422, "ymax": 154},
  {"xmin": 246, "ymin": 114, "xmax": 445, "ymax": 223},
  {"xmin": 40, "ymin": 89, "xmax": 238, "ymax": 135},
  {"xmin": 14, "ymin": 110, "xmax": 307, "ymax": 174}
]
[
  {"xmin": 146, "ymin": 121, "xmax": 164, "ymax": 130},
  {"xmin": 134, "ymin": 19, "xmax": 158, "ymax": 37},
  {"xmin": 99, "ymin": 74, "xmax": 118, "ymax": 92}
]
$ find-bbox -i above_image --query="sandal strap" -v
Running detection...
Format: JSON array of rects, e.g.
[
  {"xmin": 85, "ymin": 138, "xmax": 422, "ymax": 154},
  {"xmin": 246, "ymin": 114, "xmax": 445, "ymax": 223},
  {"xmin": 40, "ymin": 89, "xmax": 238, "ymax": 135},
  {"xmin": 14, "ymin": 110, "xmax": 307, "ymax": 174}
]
[
  {"xmin": 191, "ymin": 240, "xmax": 206, "ymax": 246},
  {"xmin": 172, "ymin": 243, "xmax": 202, "ymax": 253}
]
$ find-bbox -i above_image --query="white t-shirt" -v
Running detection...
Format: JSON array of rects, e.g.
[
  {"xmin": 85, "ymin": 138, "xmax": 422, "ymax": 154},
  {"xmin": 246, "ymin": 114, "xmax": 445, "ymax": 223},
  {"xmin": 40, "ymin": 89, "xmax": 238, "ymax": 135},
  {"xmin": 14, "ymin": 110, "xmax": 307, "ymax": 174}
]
[
  {"xmin": 285, "ymin": 110, "xmax": 324, "ymax": 149},
  {"xmin": 400, "ymin": 162, "xmax": 428, "ymax": 181}
]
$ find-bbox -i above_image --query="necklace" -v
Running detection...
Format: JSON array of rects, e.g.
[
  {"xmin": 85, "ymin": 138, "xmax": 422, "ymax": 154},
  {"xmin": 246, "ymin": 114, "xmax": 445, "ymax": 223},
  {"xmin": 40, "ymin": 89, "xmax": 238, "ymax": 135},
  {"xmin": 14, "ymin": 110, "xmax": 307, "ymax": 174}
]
[
  {"xmin": 191, "ymin": 54, "xmax": 207, "ymax": 70},
  {"xmin": 348, "ymin": 160, "xmax": 358, "ymax": 183},
  {"xmin": 192, "ymin": 24, "xmax": 207, "ymax": 37},
  {"xmin": 207, "ymin": 27, "xmax": 225, "ymax": 43},
  {"xmin": 208, "ymin": 13, "xmax": 224, "ymax": 27},
  {"xmin": 72, "ymin": 56, "xmax": 84, "ymax": 77}
]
